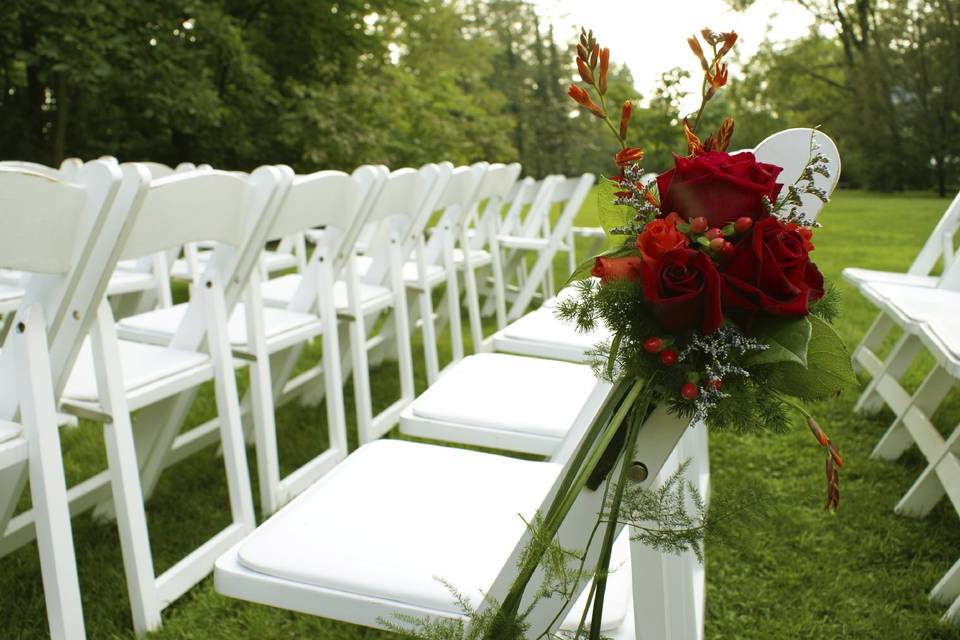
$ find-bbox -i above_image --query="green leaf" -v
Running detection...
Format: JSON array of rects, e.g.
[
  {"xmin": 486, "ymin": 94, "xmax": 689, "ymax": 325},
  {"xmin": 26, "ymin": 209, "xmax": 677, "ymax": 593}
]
[
  {"xmin": 767, "ymin": 315, "xmax": 859, "ymax": 400},
  {"xmin": 744, "ymin": 316, "xmax": 812, "ymax": 367},
  {"xmin": 722, "ymin": 223, "xmax": 735, "ymax": 236},
  {"xmin": 565, "ymin": 243, "xmax": 637, "ymax": 285},
  {"xmin": 597, "ymin": 177, "xmax": 636, "ymax": 239},
  {"xmin": 696, "ymin": 236, "xmax": 710, "ymax": 247},
  {"xmin": 677, "ymin": 223, "xmax": 691, "ymax": 233}
]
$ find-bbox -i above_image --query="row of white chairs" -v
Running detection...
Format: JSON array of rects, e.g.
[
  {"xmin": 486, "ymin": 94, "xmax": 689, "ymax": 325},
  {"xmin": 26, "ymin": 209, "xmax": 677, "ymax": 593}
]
[
  {"xmin": 0, "ymin": 129, "xmax": 836, "ymax": 639},
  {"xmin": 0, "ymin": 155, "xmax": 639, "ymax": 638},
  {"xmin": 844, "ymin": 189, "xmax": 960, "ymax": 622}
]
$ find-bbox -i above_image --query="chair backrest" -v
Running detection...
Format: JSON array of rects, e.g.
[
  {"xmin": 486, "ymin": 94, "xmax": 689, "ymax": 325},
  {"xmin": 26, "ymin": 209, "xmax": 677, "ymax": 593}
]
[
  {"xmin": 480, "ymin": 380, "xmax": 693, "ymax": 634},
  {"xmin": 0, "ymin": 160, "xmax": 133, "ymax": 416},
  {"xmin": 517, "ymin": 175, "xmax": 566, "ymax": 239},
  {"xmin": 266, "ymin": 166, "xmax": 383, "ymax": 313},
  {"xmin": 131, "ymin": 166, "xmax": 290, "ymax": 349},
  {"xmin": 360, "ymin": 164, "xmax": 444, "ymax": 286},
  {"xmin": 752, "ymin": 128, "xmax": 841, "ymax": 225}
]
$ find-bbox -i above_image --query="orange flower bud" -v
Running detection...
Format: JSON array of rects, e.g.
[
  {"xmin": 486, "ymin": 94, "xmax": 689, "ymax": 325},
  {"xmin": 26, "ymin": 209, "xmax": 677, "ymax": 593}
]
[
  {"xmin": 688, "ymin": 36, "xmax": 709, "ymax": 72},
  {"xmin": 718, "ymin": 31, "xmax": 738, "ymax": 58},
  {"xmin": 589, "ymin": 43, "xmax": 599, "ymax": 69},
  {"xmin": 614, "ymin": 146, "xmax": 644, "ymax": 169},
  {"xmin": 708, "ymin": 63, "xmax": 729, "ymax": 89},
  {"xmin": 577, "ymin": 58, "xmax": 594, "ymax": 85},
  {"xmin": 619, "ymin": 100, "xmax": 632, "ymax": 140},
  {"xmin": 577, "ymin": 43, "xmax": 588, "ymax": 62},
  {"xmin": 568, "ymin": 84, "xmax": 605, "ymax": 118},
  {"xmin": 598, "ymin": 47, "xmax": 610, "ymax": 95}
]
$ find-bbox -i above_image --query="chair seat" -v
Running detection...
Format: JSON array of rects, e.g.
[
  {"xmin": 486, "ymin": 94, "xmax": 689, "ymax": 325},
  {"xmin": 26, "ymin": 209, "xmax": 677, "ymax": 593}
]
[
  {"xmin": 106, "ymin": 269, "xmax": 156, "ymax": 296},
  {"xmin": 171, "ymin": 250, "xmax": 297, "ymax": 281},
  {"xmin": 452, "ymin": 248, "xmax": 492, "ymax": 267},
  {"xmin": 0, "ymin": 283, "xmax": 24, "ymax": 312},
  {"xmin": 236, "ymin": 439, "xmax": 555, "ymax": 613},
  {"xmin": 862, "ymin": 283, "xmax": 960, "ymax": 324},
  {"xmin": 500, "ymin": 307, "xmax": 609, "ymax": 353},
  {"xmin": 116, "ymin": 302, "xmax": 320, "ymax": 348},
  {"xmin": 409, "ymin": 353, "xmax": 597, "ymax": 439},
  {"xmin": 226, "ymin": 439, "xmax": 629, "ymax": 630},
  {"xmin": 353, "ymin": 255, "xmax": 446, "ymax": 287},
  {"xmin": 842, "ymin": 267, "xmax": 938, "ymax": 290},
  {"xmin": 260, "ymin": 274, "xmax": 394, "ymax": 312},
  {"xmin": 0, "ymin": 420, "xmax": 21, "ymax": 444},
  {"xmin": 497, "ymin": 235, "xmax": 549, "ymax": 250},
  {"xmin": 924, "ymin": 319, "xmax": 960, "ymax": 360},
  {"xmin": 64, "ymin": 337, "xmax": 211, "ymax": 402}
]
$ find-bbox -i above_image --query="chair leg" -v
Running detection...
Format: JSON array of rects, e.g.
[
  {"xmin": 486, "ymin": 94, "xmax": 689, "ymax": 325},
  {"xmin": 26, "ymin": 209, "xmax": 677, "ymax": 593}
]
[
  {"xmin": 854, "ymin": 333, "xmax": 923, "ymax": 414},
  {"xmin": 417, "ymin": 286, "xmax": 440, "ymax": 385},
  {"xmin": 103, "ymin": 416, "xmax": 162, "ymax": 636},
  {"xmin": 348, "ymin": 313, "xmax": 374, "ymax": 444},
  {"xmin": 16, "ymin": 312, "xmax": 86, "ymax": 640},
  {"xmin": 852, "ymin": 312, "xmax": 895, "ymax": 375},
  {"xmin": 873, "ymin": 365, "xmax": 953, "ymax": 460},
  {"xmin": 248, "ymin": 348, "xmax": 282, "ymax": 515},
  {"xmin": 933, "ymin": 559, "xmax": 960, "ymax": 621}
]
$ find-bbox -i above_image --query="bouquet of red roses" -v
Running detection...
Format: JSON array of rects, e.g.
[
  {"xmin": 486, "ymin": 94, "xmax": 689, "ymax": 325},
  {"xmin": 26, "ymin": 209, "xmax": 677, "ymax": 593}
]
[
  {"xmin": 560, "ymin": 29, "xmax": 853, "ymax": 515},
  {"xmin": 558, "ymin": 29, "xmax": 856, "ymax": 509}
]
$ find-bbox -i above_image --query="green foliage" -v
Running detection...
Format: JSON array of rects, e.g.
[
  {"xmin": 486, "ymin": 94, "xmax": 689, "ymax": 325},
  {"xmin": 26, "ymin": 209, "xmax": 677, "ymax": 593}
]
[
  {"xmin": 744, "ymin": 316, "xmax": 812, "ymax": 367},
  {"xmin": 767, "ymin": 314, "xmax": 859, "ymax": 400}
]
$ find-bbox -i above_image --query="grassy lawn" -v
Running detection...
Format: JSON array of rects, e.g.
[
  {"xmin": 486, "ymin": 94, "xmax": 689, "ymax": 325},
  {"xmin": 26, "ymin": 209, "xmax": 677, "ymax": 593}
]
[{"xmin": 3, "ymin": 188, "xmax": 960, "ymax": 638}]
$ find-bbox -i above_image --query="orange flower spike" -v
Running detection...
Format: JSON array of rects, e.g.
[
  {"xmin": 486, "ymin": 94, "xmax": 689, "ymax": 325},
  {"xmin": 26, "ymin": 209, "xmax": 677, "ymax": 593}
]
[
  {"xmin": 577, "ymin": 58, "xmax": 594, "ymax": 85},
  {"xmin": 687, "ymin": 35, "xmax": 709, "ymax": 72},
  {"xmin": 683, "ymin": 118, "xmax": 704, "ymax": 156},
  {"xmin": 619, "ymin": 100, "xmax": 633, "ymax": 140},
  {"xmin": 567, "ymin": 84, "xmax": 590, "ymax": 106},
  {"xmin": 709, "ymin": 63, "xmax": 729, "ymax": 89},
  {"xmin": 598, "ymin": 47, "xmax": 610, "ymax": 95},
  {"xmin": 715, "ymin": 117, "xmax": 735, "ymax": 151}
]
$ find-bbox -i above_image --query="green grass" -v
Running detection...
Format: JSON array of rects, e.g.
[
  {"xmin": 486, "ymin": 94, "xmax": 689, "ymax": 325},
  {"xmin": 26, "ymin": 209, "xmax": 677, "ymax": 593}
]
[{"xmin": 3, "ymin": 189, "xmax": 960, "ymax": 638}]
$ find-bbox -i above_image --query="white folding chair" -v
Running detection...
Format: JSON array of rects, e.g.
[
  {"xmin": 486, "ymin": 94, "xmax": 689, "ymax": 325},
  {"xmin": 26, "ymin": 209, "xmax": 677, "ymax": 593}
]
[
  {"xmin": 282, "ymin": 165, "xmax": 438, "ymax": 445},
  {"xmin": 117, "ymin": 167, "xmax": 381, "ymax": 515},
  {"xmin": 404, "ymin": 162, "xmax": 486, "ymax": 382},
  {"xmin": 0, "ymin": 162, "xmax": 127, "ymax": 639},
  {"xmin": 846, "ymin": 191, "xmax": 960, "ymax": 414},
  {"xmin": 216, "ymin": 373, "xmax": 696, "ymax": 639},
  {"xmin": 445, "ymin": 162, "xmax": 521, "ymax": 349},
  {"xmin": 0, "ymin": 159, "xmax": 173, "ymax": 319},
  {"xmin": 495, "ymin": 174, "xmax": 595, "ymax": 321},
  {"xmin": 58, "ymin": 166, "xmax": 287, "ymax": 635}
]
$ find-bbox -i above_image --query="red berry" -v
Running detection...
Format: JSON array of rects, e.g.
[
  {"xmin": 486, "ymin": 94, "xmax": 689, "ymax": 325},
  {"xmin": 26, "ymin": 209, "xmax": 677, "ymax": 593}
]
[
  {"xmin": 708, "ymin": 379, "xmax": 722, "ymax": 391},
  {"xmin": 660, "ymin": 349, "xmax": 678, "ymax": 366},
  {"xmin": 721, "ymin": 240, "xmax": 735, "ymax": 257},
  {"xmin": 643, "ymin": 336, "xmax": 663, "ymax": 353},
  {"xmin": 709, "ymin": 237, "xmax": 725, "ymax": 252},
  {"xmin": 705, "ymin": 227, "xmax": 723, "ymax": 241},
  {"xmin": 681, "ymin": 382, "xmax": 699, "ymax": 400},
  {"xmin": 734, "ymin": 216, "xmax": 753, "ymax": 233},
  {"xmin": 690, "ymin": 217, "xmax": 708, "ymax": 233}
]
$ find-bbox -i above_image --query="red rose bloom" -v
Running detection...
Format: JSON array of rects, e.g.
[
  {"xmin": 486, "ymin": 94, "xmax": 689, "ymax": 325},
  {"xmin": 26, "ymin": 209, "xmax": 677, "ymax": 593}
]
[
  {"xmin": 636, "ymin": 212, "xmax": 688, "ymax": 266},
  {"xmin": 592, "ymin": 255, "xmax": 643, "ymax": 284},
  {"xmin": 656, "ymin": 151, "xmax": 784, "ymax": 228},
  {"xmin": 721, "ymin": 216, "xmax": 825, "ymax": 325},
  {"xmin": 641, "ymin": 248, "xmax": 722, "ymax": 334}
]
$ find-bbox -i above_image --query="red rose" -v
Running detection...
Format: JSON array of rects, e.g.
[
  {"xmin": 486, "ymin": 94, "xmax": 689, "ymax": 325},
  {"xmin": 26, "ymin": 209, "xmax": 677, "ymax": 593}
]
[
  {"xmin": 592, "ymin": 255, "xmax": 643, "ymax": 284},
  {"xmin": 641, "ymin": 248, "xmax": 722, "ymax": 334},
  {"xmin": 636, "ymin": 212, "xmax": 689, "ymax": 267},
  {"xmin": 656, "ymin": 151, "xmax": 784, "ymax": 228},
  {"xmin": 720, "ymin": 217, "xmax": 825, "ymax": 325}
]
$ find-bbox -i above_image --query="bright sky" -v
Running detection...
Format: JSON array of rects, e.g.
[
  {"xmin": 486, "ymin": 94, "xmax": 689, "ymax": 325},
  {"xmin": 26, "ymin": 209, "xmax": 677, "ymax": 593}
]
[{"xmin": 530, "ymin": 0, "xmax": 816, "ymax": 105}]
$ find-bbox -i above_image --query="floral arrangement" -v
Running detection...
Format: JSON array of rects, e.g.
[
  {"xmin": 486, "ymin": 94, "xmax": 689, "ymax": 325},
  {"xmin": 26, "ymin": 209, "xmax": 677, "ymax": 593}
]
[
  {"xmin": 561, "ymin": 28, "xmax": 852, "ymax": 510},
  {"xmin": 393, "ymin": 28, "xmax": 856, "ymax": 640}
]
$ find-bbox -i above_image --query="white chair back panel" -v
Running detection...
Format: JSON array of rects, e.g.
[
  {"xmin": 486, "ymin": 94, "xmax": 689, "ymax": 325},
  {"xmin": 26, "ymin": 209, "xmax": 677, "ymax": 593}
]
[
  {"xmin": 367, "ymin": 167, "xmax": 436, "ymax": 223},
  {"xmin": 269, "ymin": 171, "xmax": 367, "ymax": 242},
  {"xmin": 752, "ymin": 127, "xmax": 841, "ymax": 224},
  {"xmin": 119, "ymin": 170, "xmax": 253, "ymax": 260},
  {"xmin": 474, "ymin": 163, "xmax": 521, "ymax": 202},
  {"xmin": 431, "ymin": 164, "xmax": 484, "ymax": 213},
  {"xmin": 0, "ymin": 171, "xmax": 87, "ymax": 274}
]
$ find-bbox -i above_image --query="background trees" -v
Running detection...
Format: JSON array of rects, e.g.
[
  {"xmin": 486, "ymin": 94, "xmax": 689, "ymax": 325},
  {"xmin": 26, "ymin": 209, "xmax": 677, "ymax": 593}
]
[{"xmin": 0, "ymin": 0, "xmax": 956, "ymax": 193}]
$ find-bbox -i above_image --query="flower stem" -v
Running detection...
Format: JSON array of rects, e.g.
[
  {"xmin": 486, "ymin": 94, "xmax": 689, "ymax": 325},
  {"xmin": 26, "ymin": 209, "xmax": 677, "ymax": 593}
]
[{"xmin": 589, "ymin": 387, "xmax": 652, "ymax": 639}]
